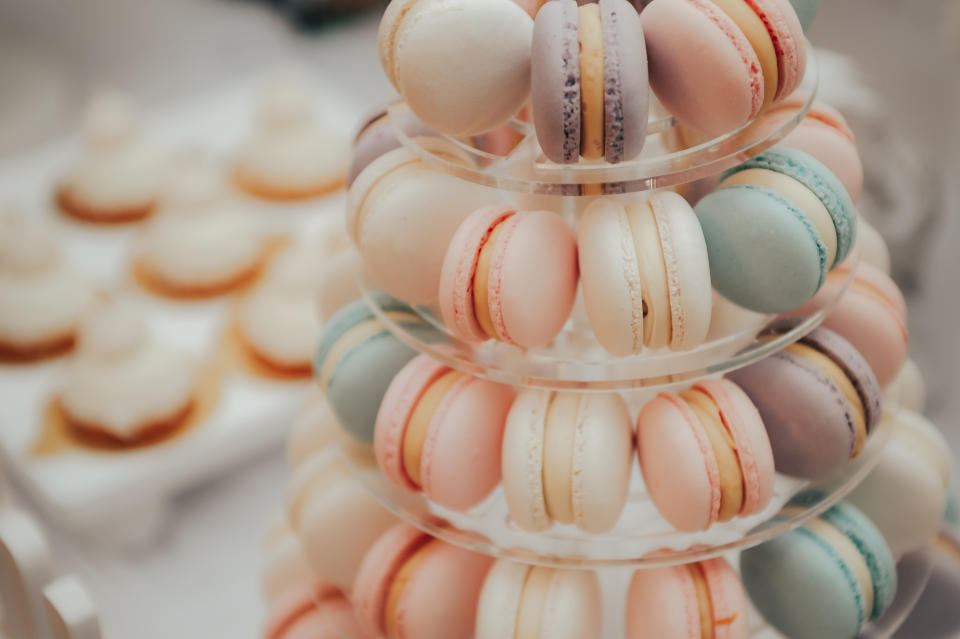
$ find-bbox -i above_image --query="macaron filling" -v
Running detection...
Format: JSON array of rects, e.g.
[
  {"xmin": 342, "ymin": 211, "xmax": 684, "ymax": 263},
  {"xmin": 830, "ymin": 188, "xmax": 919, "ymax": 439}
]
[
  {"xmin": 515, "ymin": 566, "xmax": 553, "ymax": 638},
  {"xmin": 688, "ymin": 563, "xmax": 716, "ymax": 639},
  {"xmin": 542, "ymin": 392, "xmax": 582, "ymax": 525},
  {"xmin": 578, "ymin": 3, "xmax": 606, "ymax": 159},
  {"xmin": 626, "ymin": 201, "xmax": 672, "ymax": 350},
  {"xmin": 400, "ymin": 367, "xmax": 465, "ymax": 486},
  {"xmin": 469, "ymin": 210, "xmax": 516, "ymax": 342},
  {"xmin": 318, "ymin": 311, "xmax": 421, "ymax": 390},
  {"xmin": 707, "ymin": 0, "xmax": 778, "ymax": 107},
  {"xmin": 383, "ymin": 537, "xmax": 435, "ymax": 637}
]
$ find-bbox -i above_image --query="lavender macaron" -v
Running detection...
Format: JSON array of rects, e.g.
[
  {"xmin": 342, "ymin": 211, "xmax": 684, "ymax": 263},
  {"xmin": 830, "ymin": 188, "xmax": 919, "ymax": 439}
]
[
  {"xmin": 531, "ymin": 0, "xmax": 648, "ymax": 164},
  {"xmin": 346, "ymin": 101, "xmax": 435, "ymax": 186}
]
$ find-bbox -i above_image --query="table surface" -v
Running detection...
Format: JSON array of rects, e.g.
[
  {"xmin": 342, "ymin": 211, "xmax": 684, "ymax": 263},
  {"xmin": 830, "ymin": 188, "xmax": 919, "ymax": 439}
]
[{"xmin": 0, "ymin": 1, "xmax": 957, "ymax": 637}]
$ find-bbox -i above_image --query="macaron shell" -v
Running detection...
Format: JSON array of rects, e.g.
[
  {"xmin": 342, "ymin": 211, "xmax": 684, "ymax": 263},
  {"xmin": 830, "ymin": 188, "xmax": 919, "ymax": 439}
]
[
  {"xmin": 789, "ymin": 0, "xmax": 820, "ymax": 30},
  {"xmin": 539, "ymin": 569, "xmax": 603, "ymax": 639},
  {"xmin": 626, "ymin": 564, "xmax": 704, "ymax": 639},
  {"xmin": 642, "ymin": 0, "xmax": 762, "ymax": 135},
  {"xmin": 531, "ymin": 0, "xmax": 582, "ymax": 163},
  {"xmin": 283, "ymin": 599, "xmax": 365, "ymax": 639},
  {"xmin": 780, "ymin": 114, "xmax": 863, "ymax": 203},
  {"xmin": 347, "ymin": 108, "xmax": 436, "ymax": 186},
  {"xmin": 474, "ymin": 560, "xmax": 527, "ymax": 639},
  {"xmin": 600, "ymin": 0, "xmax": 649, "ymax": 162},
  {"xmin": 353, "ymin": 524, "xmax": 427, "ymax": 638},
  {"xmin": 263, "ymin": 581, "xmax": 342, "ymax": 639},
  {"xmin": 701, "ymin": 557, "xmax": 751, "ymax": 639},
  {"xmin": 502, "ymin": 389, "xmax": 551, "ymax": 532},
  {"xmin": 749, "ymin": 0, "xmax": 806, "ymax": 101}
]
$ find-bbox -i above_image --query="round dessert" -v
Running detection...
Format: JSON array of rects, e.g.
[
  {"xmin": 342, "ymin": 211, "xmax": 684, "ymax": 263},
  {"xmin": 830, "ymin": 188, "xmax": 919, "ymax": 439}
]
[
  {"xmin": 262, "ymin": 580, "xmax": 364, "ymax": 639},
  {"xmin": 286, "ymin": 449, "xmax": 397, "ymax": 594},
  {"xmin": 313, "ymin": 295, "xmax": 442, "ymax": 442},
  {"xmin": 696, "ymin": 148, "xmax": 857, "ymax": 313},
  {"xmin": 378, "ymin": 0, "xmax": 533, "ymax": 136},
  {"xmin": 233, "ymin": 82, "xmax": 348, "ymax": 201},
  {"xmin": 346, "ymin": 138, "xmax": 500, "ymax": 305},
  {"xmin": 579, "ymin": 192, "xmax": 712, "ymax": 356},
  {"xmin": 626, "ymin": 557, "xmax": 750, "ymax": 639},
  {"xmin": 261, "ymin": 515, "xmax": 315, "ymax": 604},
  {"xmin": 0, "ymin": 216, "xmax": 98, "ymax": 362},
  {"xmin": 531, "ymin": 0, "xmax": 648, "ymax": 164},
  {"xmin": 56, "ymin": 91, "xmax": 167, "ymax": 224},
  {"xmin": 789, "ymin": 0, "xmax": 820, "ymax": 30},
  {"xmin": 353, "ymin": 523, "xmax": 492, "ymax": 639},
  {"xmin": 853, "ymin": 214, "xmax": 890, "ymax": 273},
  {"xmin": 475, "ymin": 560, "xmax": 602, "ymax": 639},
  {"xmin": 286, "ymin": 389, "xmax": 340, "ymax": 469},
  {"xmin": 740, "ymin": 494, "xmax": 897, "ymax": 639},
  {"xmin": 637, "ymin": 379, "xmax": 775, "ymax": 532},
  {"xmin": 502, "ymin": 390, "xmax": 634, "ymax": 533},
  {"xmin": 727, "ymin": 322, "xmax": 882, "ymax": 478},
  {"xmin": 347, "ymin": 101, "xmax": 435, "ymax": 187},
  {"xmin": 641, "ymin": 0, "xmax": 806, "ymax": 135},
  {"xmin": 134, "ymin": 166, "xmax": 267, "ymax": 297},
  {"xmin": 894, "ymin": 527, "xmax": 960, "ymax": 639},
  {"xmin": 439, "ymin": 207, "xmax": 579, "ymax": 349},
  {"xmin": 885, "ymin": 357, "xmax": 925, "ymax": 413},
  {"xmin": 58, "ymin": 303, "xmax": 197, "ymax": 444},
  {"xmin": 375, "ymin": 354, "xmax": 515, "ymax": 511},
  {"xmin": 315, "ymin": 249, "xmax": 362, "ymax": 324}
]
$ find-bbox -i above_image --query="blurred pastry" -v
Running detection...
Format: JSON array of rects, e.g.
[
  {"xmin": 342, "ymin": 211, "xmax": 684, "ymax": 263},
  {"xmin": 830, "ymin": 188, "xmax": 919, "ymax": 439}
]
[
  {"xmin": 286, "ymin": 388, "xmax": 340, "ymax": 469},
  {"xmin": 0, "ymin": 215, "xmax": 98, "ymax": 362},
  {"xmin": 56, "ymin": 91, "xmax": 167, "ymax": 224},
  {"xmin": 59, "ymin": 302, "xmax": 197, "ymax": 444},
  {"xmin": 261, "ymin": 514, "xmax": 314, "ymax": 604},
  {"xmin": 315, "ymin": 248, "xmax": 362, "ymax": 324},
  {"xmin": 233, "ymin": 82, "xmax": 348, "ymax": 201},
  {"xmin": 134, "ymin": 165, "xmax": 267, "ymax": 297}
]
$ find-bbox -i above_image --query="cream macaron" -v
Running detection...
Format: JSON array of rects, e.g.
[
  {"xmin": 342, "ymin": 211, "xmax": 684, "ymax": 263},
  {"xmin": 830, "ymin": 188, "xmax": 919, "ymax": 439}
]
[
  {"xmin": 578, "ymin": 192, "xmax": 712, "ymax": 356},
  {"xmin": 315, "ymin": 248, "xmax": 363, "ymax": 324},
  {"xmin": 261, "ymin": 514, "xmax": 315, "ymax": 604},
  {"xmin": 286, "ymin": 389, "xmax": 340, "ymax": 469},
  {"xmin": 885, "ymin": 358, "xmax": 925, "ymax": 413},
  {"xmin": 502, "ymin": 390, "xmax": 634, "ymax": 533}
]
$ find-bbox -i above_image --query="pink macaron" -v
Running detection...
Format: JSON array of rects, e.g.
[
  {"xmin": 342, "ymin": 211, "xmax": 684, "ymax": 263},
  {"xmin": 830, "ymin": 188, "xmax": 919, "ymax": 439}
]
[
  {"xmin": 637, "ymin": 378, "xmax": 775, "ymax": 532},
  {"xmin": 353, "ymin": 523, "xmax": 493, "ymax": 639},
  {"xmin": 626, "ymin": 557, "xmax": 750, "ymax": 639},
  {"xmin": 642, "ymin": 0, "xmax": 806, "ymax": 135},
  {"xmin": 786, "ymin": 261, "xmax": 908, "ymax": 388},
  {"xmin": 263, "ymin": 581, "xmax": 366, "ymax": 639},
  {"xmin": 439, "ymin": 206, "xmax": 579, "ymax": 349},
  {"xmin": 375, "ymin": 354, "xmax": 515, "ymax": 511}
]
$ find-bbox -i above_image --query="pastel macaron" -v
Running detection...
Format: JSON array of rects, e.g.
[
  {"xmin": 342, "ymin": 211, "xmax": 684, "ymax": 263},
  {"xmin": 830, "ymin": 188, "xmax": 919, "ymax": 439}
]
[
  {"xmin": 846, "ymin": 409, "xmax": 952, "ymax": 558},
  {"xmin": 788, "ymin": 261, "xmax": 908, "ymax": 388},
  {"xmin": 579, "ymin": 192, "xmax": 712, "ymax": 356},
  {"xmin": 886, "ymin": 358, "xmax": 925, "ymax": 413},
  {"xmin": 347, "ymin": 138, "xmax": 500, "ymax": 305},
  {"xmin": 740, "ymin": 494, "xmax": 897, "ymax": 639},
  {"xmin": 475, "ymin": 560, "xmax": 602, "ymax": 639},
  {"xmin": 347, "ymin": 101, "xmax": 435, "ymax": 187},
  {"xmin": 285, "ymin": 391, "xmax": 339, "ymax": 469},
  {"xmin": 637, "ymin": 378, "xmax": 775, "ymax": 532},
  {"xmin": 502, "ymin": 390, "xmax": 634, "ymax": 533},
  {"xmin": 696, "ymin": 147, "xmax": 857, "ymax": 313},
  {"xmin": 727, "ymin": 323, "xmax": 882, "ymax": 478},
  {"xmin": 531, "ymin": 0, "xmax": 648, "ymax": 163},
  {"xmin": 353, "ymin": 523, "xmax": 493, "ymax": 639},
  {"xmin": 313, "ymin": 294, "xmax": 441, "ymax": 442},
  {"xmin": 626, "ymin": 557, "xmax": 750, "ymax": 639},
  {"xmin": 439, "ymin": 207, "xmax": 579, "ymax": 349},
  {"xmin": 261, "ymin": 516, "xmax": 314, "ymax": 604},
  {"xmin": 378, "ymin": 0, "xmax": 533, "ymax": 136},
  {"xmin": 789, "ymin": 0, "xmax": 820, "ymax": 30},
  {"xmin": 263, "ymin": 580, "xmax": 366, "ymax": 639},
  {"xmin": 642, "ymin": 0, "xmax": 806, "ymax": 135},
  {"xmin": 374, "ymin": 354, "xmax": 515, "ymax": 511}
]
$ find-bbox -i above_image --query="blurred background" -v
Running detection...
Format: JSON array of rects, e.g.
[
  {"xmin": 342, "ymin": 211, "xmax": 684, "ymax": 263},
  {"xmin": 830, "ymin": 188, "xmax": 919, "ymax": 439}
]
[{"xmin": 0, "ymin": 0, "xmax": 957, "ymax": 637}]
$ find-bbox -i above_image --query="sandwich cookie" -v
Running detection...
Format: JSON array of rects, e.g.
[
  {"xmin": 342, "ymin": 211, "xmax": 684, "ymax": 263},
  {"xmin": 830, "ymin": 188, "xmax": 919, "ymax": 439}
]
[
  {"xmin": 347, "ymin": 138, "xmax": 500, "ymax": 305},
  {"xmin": 727, "ymin": 323, "xmax": 882, "ymax": 478},
  {"xmin": 439, "ymin": 207, "xmax": 579, "ymax": 349},
  {"xmin": 531, "ymin": 0, "xmax": 648, "ymax": 164},
  {"xmin": 885, "ymin": 358, "xmax": 924, "ymax": 413},
  {"xmin": 852, "ymin": 215, "xmax": 890, "ymax": 273},
  {"xmin": 315, "ymin": 249, "xmax": 363, "ymax": 324},
  {"xmin": 262, "ymin": 580, "xmax": 365, "ymax": 639},
  {"xmin": 502, "ymin": 390, "xmax": 634, "ymax": 533},
  {"xmin": 378, "ymin": 0, "xmax": 533, "ymax": 136},
  {"xmin": 313, "ymin": 295, "xmax": 441, "ymax": 442},
  {"xmin": 475, "ymin": 560, "xmax": 602, "ymax": 639},
  {"xmin": 578, "ymin": 192, "xmax": 712, "ymax": 356},
  {"xmin": 626, "ymin": 557, "xmax": 750, "ymax": 639},
  {"xmin": 375, "ymin": 354, "xmax": 515, "ymax": 511},
  {"xmin": 740, "ymin": 494, "xmax": 897, "ymax": 639},
  {"xmin": 696, "ymin": 148, "xmax": 857, "ymax": 313},
  {"xmin": 353, "ymin": 523, "xmax": 493, "ymax": 639},
  {"xmin": 261, "ymin": 515, "xmax": 317, "ymax": 604},
  {"xmin": 641, "ymin": 0, "xmax": 806, "ymax": 135},
  {"xmin": 637, "ymin": 379, "xmax": 775, "ymax": 532},
  {"xmin": 347, "ymin": 101, "xmax": 435, "ymax": 187}
]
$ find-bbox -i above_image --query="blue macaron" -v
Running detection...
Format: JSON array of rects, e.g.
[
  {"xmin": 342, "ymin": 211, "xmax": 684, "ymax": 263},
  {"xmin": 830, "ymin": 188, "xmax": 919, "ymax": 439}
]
[
  {"xmin": 695, "ymin": 148, "xmax": 857, "ymax": 313},
  {"xmin": 740, "ymin": 492, "xmax": 897, "ymax": 639},
  {"xmin": 313, "ymin": 293, "xmax": 442, "ymax": 442},
  {"xmin": 789, "ymin": 0, "xmax": 821, "ymax": 31}
]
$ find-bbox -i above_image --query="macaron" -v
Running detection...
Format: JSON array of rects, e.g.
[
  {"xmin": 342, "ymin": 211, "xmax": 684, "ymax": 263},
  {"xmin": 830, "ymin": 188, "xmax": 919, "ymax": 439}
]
[
  {"xmin": 475, "ymin": 560, "xmax": 602, "ymax": 639},
  {"xmin": 286, "ymin": 450, "xmax": 397, "ymax": 594},
  {"xmin": 378, "ymin": 0, "xmax": 533, "ymax": 136},
  {"xmin": 262, "ymin": 580, "xmax": 365, "ymax": 639},
  {"xmin": 531, "ymin": 0, "xmax": 648, "ymax": 164},
  {"xmin": 853, "ymin": 214, "xmax": 890, "ymax": 273},
  {"xmin": 626, "ymin": 557, "xmax": 750, "ymax": 639},
  {"xmin": 846, "ymin": 409, "xmax": 952, "ymax": 558},
  {"xmin": 789, "ymin": 0, "xmax": 820, "ymax": 30},
  {"xmin": 374, "ymin": 354, "xmax": 515, "ymax": 511},
  {"xmin": 642, "ymin": 0, "xmax": 806, "ymax": 135},
  {"xmin": 285, "ymin": 390, "xmax": 339, "ymax": 469},
  {"xmin": 313, "ymin": 294, "xmax": 441, "ymax": 442},
  {"xmin": 727, "ymin": 323, "xmax": 882, "ymax": 478},
  {"xmin": 740, "ymin": 494, "xmax": 897, "ymax": 639},
  {"xmin": 578, "ymin": 192, "xmax": 712, "ymax": 356},
  {"xmin": 346, "ymin": 138, "xmax": 500, "ymax": 305},
  {"xmin": 353, "ymin": 523, "xmax": 492, "ymax": 639},
  {"xmin": 695, "ymin": 147, "xmax": 858, "ymax": 313},
  {"xmin": 502, "ymin": 390, "xmax": 634, "ymax": 533},
  {"xmin": 946, "ymin": 487, "xmax": 959, "ymax": 527},
  {"xmin": 261, "ymin": 515, "xmax": 314, "ymax": 603},
  {"xmin": 787, "ymin": 261, "xmax": 908, "ymax": 388},
  {"xmin": 893, "ymin": 527, "xmax": 960, "ymax": 639},
  {"xmin": 439, "ymin": 207, "xmax": 579, "ymax": 349},
  {"xmin": 637, "ymin": 378, "xmax": 775, "ymax": 532},
  {"xmin": 346, "ymin": 101, "xmax": 435, "ymax": 187}
]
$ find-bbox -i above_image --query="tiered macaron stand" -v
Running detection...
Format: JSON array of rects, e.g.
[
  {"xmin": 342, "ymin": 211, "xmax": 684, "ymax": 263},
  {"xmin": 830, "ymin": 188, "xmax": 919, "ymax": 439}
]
[{"xmin": 333, "ymin": 44, "xmax": 933, "ymax": 639}]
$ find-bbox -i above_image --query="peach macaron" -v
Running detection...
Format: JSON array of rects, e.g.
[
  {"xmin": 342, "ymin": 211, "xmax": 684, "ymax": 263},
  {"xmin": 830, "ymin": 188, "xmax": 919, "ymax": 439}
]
[
  {"xmin": 375, "ymin": 354, "xmax": 515, "ymax": 511},
  {"xmin": 263, "ymin": 580, "xmax": 365, "ymax": 639}
]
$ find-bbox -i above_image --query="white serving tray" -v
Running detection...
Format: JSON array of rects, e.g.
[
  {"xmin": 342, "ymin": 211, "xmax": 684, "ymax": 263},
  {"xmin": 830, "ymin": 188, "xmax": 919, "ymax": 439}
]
[{"xmin": 0, "ymin": 74, "xmax": 359, "ymax": 546}]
